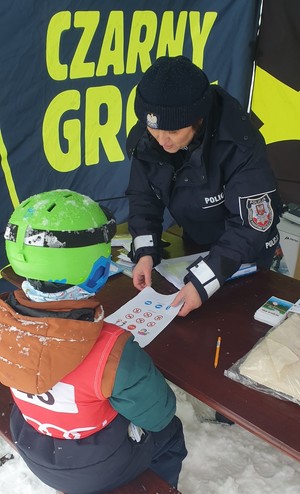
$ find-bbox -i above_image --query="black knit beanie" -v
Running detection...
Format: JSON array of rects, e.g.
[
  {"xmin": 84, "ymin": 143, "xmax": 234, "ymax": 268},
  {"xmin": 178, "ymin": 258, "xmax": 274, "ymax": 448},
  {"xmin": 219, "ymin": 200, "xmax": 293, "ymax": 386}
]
[{"xmin": 134, "ymin": 56, "xmax": 212, "ymax": 130}]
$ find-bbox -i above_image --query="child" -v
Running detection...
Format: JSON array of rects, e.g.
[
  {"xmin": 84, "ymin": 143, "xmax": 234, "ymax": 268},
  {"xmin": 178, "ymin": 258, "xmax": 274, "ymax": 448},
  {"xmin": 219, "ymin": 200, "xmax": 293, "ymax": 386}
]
[{"xmin": 0, "ymin": 189, "xmax": 187, "ymax": 494}]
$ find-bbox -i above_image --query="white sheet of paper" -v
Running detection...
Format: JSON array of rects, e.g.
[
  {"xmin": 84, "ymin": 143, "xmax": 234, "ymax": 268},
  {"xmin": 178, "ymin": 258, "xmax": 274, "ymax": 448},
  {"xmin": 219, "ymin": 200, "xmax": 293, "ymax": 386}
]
[
  {"xmin": 155, "ymin": 253, "xmax": 256, "ymax": 289},
  {"xmin": 104, "ymin": 286, "xmax": 182, "ymax": 347},
  {"xmin": 111, "ymin": 237, "xmax": 132, "ymax": 251},
  {"xmin": 155, "ymin": 254, "xmax": 208, "ymax": 289}
]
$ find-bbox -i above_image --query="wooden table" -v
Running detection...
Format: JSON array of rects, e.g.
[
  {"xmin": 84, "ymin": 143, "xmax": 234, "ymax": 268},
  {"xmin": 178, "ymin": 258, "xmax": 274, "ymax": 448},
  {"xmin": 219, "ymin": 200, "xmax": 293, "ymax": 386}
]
[
  {"xmin": 1, "ymin": 230, "xmax": 300, "ymax": 463},
  {"xmin": 101, "ymin": 231, "xmax": 300, "ymax": 463}
]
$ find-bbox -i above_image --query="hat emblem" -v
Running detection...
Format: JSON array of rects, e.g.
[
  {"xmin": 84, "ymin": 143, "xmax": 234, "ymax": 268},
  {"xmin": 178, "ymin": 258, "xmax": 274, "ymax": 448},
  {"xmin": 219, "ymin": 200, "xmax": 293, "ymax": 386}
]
[{"xmin": 146, "ymin": 113, "xmax": 158, "ymax": 129}]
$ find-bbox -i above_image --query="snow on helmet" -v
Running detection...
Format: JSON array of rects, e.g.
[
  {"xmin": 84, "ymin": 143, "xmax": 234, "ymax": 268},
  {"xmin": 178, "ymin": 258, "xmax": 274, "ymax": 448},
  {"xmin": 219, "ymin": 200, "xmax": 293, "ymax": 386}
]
[{"xmin": 4, "ymin": 189, "xmax": 116, "ymax": 292}]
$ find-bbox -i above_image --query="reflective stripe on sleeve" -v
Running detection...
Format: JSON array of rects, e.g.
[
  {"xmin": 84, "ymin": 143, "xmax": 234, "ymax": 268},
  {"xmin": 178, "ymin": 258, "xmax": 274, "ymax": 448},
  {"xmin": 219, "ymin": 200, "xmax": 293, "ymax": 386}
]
[
  {"xmin": 133, "ymin": 235, "xmax": 154, "ymax": 250},
  {"xmin": 190, "ymin": 260, "xmax": 220, "ymax": 298}
]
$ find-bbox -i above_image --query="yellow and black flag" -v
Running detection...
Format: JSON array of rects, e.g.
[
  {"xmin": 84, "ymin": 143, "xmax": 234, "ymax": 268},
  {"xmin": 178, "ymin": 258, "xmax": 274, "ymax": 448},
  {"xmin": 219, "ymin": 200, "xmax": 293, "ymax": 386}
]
[{"xmin": 251, "ymin": 0, "xmax": 300, "ymax": 204}]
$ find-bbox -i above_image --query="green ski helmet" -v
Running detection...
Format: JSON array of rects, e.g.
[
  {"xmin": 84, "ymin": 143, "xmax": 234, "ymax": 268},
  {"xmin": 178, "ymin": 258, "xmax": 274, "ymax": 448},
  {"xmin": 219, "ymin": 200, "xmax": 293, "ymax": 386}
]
[{"xmin": 4, "ymin": 189, "xmax": 116, "ymax": 292}]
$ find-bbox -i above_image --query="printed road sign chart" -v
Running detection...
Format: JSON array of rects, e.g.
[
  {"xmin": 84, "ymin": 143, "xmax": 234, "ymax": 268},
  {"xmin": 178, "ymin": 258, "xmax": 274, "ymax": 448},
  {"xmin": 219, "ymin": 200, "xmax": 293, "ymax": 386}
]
[{"xmin": 104, "ymin": 287, "xmax": 183, "ymax": 347}]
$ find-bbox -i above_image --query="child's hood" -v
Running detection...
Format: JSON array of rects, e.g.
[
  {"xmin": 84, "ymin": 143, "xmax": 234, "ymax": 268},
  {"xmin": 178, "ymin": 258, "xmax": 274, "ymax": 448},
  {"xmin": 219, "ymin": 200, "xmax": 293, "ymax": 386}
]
[{"xmin": 0, "ymin": 291, "xmax": 104, "ymax": 394}]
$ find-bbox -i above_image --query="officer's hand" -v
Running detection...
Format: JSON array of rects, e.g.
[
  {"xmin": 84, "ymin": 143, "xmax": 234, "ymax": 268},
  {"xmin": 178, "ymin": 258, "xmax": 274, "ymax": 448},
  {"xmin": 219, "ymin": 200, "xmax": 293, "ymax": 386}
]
[
  {"xmin": 171, "ymin": 282, "xmax": 202, "ymax": 317},
  {"xmin": 132, "ymin": 256, "xmax": 153, "ymax": 291}
]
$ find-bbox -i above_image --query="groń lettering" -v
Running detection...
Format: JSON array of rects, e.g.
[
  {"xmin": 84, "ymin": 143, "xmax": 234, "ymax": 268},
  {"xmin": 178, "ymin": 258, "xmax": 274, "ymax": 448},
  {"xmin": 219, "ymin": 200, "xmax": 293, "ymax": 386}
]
[
  {"xmin": 43, "ymin": 9, "xmax": 217, "ymax": 170},
  {"xmin": 42, "ymin": 87, "xmax": 131, "ymax": 171}
]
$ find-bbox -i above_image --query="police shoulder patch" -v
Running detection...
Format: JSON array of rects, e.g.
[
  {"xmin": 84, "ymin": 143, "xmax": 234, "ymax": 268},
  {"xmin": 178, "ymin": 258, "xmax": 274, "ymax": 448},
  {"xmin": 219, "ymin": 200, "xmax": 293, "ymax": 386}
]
[{"xmin": 246, "ymin": 194, "xmax": 274, "ymax": 231}]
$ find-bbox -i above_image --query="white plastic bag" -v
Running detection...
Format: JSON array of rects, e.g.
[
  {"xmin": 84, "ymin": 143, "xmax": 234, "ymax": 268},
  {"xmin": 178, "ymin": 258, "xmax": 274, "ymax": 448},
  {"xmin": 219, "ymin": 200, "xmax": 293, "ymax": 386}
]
[{"xmin": 225, "ymin": 313, "xmax": 300, "ymax": 405}]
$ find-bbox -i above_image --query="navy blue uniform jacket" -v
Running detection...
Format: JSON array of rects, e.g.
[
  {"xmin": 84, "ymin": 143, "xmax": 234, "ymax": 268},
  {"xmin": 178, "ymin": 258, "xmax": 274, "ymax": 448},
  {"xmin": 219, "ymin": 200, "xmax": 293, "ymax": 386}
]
[{"xmin": 126, "ymin": 87, "xmax": 282, "ymax": 303}]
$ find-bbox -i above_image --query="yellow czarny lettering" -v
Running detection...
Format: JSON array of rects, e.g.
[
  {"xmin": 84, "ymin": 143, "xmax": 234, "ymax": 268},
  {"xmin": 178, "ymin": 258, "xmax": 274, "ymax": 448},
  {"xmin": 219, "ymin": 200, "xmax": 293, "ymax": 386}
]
[
  {"xmin": 96, "ymin": 11, "xmax": 125, "ymax": 76},
  {"xmin": 70, "ymin": 11, "xmax": 100, "ymax": 79},
  {"xmin": 85, "ymin": 86, "xmax": 124, "ymax": 165},
  {"xmin": 126, "ymin": 11, "xmax": 157, "ymax": 74},
  {"xmin": 42, "ymin": 90, "xmax": 81, "ymax": 172},
  {"xmin": 46, "ymin": 11, "xmax": 71, "ymax": 81},
  {"xmin": 189, "ymin": 11, "xmax": 217, "ymax": 69},
  {"xmin": 156, "ymin": 11, "xmax": 188, "ymax": 58},
  {"xmin": 46, "ymin": 10, "xmax": 216, "ymax": 79}
]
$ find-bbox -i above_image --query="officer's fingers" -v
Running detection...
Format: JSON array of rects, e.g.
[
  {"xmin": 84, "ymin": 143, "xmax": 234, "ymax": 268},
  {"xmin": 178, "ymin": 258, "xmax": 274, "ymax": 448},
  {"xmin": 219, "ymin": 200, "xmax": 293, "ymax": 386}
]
[
  {"xmin": 171, "ymin": 290, "xmax": 185, "ymax": 307},
  {"xmin": 176, "ymin": 288, "xmax": 203, "ymax": 316},
  {"xmin": 133, "ymin": 278, "xmax": 143, "ymax": 290},
  {"xmin": 132, "ymin": 270, "xmax": 146, "ymax": 291},
  {"xmin": 143, "ymin": 269, "xmax": 152, "ymax": 287},
  {"xmin": 177, "ymin": 301, "xmax": 192, "ymax": 317}
]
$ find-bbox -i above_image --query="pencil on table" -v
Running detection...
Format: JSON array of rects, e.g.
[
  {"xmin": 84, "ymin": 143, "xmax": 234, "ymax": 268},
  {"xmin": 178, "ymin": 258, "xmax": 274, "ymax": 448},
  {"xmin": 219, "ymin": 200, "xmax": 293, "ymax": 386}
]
[{"xmin": 214, "ymin": 336, "xmax": 221, "ymax": 368}]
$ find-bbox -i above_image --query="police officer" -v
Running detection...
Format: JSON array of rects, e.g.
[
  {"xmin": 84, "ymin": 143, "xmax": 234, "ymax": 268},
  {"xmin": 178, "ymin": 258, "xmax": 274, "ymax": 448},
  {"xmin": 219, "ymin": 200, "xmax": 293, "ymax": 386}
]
[{"xmin": 126, "ymin": 56, "xmax": 282, "ymax": 317}]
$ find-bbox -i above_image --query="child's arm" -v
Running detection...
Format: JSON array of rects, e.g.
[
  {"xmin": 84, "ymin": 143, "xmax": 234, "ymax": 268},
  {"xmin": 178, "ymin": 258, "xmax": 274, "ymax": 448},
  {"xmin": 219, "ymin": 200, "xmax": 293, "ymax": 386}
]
[{"xmin": 109, "ymin": 337, "xmax": 176, "ymax": 432}]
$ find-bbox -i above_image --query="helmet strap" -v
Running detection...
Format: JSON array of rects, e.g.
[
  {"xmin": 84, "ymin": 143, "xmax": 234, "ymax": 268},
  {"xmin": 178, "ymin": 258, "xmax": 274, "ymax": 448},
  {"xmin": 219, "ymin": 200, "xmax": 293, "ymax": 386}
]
[{"xmin": 78, "ymin": 256, "xmax": 111, "ymax": 293}]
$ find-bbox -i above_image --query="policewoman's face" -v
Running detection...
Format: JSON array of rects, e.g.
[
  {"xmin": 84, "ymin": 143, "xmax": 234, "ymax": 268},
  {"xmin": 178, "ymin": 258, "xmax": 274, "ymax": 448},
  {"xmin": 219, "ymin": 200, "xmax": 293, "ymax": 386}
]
[{"xmin": 147, "ymin": 126, "xmax": 196, "ymax": 153}]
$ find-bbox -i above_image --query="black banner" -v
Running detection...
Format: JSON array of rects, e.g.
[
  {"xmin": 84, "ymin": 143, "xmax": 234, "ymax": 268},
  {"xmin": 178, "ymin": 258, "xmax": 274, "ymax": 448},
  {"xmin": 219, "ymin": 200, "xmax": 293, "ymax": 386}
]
[{"xmin": 0, "ymin": 0, "xmax": 261, "ymax": 282}]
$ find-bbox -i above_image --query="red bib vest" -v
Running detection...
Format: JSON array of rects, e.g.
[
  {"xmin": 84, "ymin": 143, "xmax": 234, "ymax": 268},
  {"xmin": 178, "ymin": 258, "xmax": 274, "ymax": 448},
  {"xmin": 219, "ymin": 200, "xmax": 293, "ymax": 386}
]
[{"xmin": 11, "ymin": 323, "xmax": 123, "ymax": 439}]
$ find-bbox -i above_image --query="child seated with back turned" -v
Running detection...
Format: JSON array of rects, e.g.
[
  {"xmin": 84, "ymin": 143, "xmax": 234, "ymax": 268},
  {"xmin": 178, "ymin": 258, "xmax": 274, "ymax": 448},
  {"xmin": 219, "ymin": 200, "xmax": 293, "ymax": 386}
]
[{"xmin": 0, "ymin": 189, "xmax": 187, "ymax": 494}]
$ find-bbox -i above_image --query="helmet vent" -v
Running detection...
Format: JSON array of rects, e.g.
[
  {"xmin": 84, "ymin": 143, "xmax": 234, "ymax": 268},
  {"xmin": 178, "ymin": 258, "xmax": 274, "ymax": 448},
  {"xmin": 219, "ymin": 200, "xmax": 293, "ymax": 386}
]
[{"xmin": 47, "ymin": 203, "xmax": 56, "ymax": 212}]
